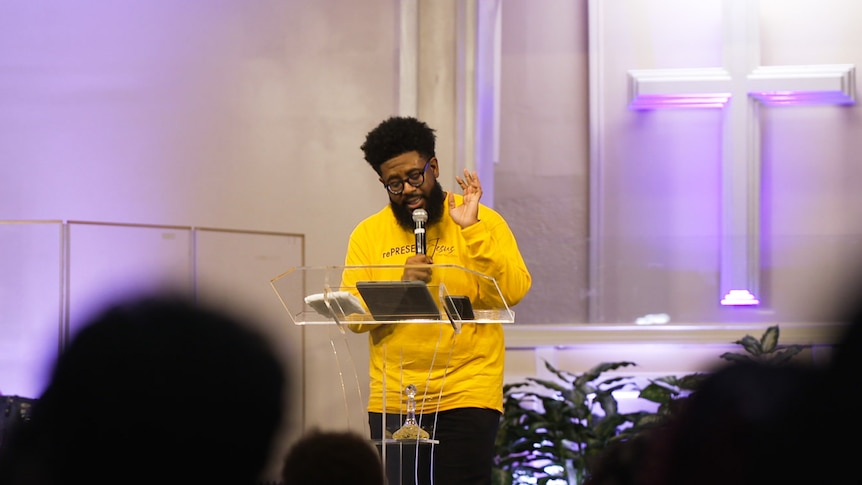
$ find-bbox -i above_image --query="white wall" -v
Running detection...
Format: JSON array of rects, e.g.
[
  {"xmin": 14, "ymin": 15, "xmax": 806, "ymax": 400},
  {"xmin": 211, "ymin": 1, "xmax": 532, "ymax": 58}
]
[
  {"xmin": 497, "ymin": 0, "xmax": 592, "ymax": 323},
  {"xmin": 0, "ymin": 0, "xmax": 394, "ymax": 267},
  {"xmin": 0, "ymin": 1, "xmax": 397, "ymax": 480}
]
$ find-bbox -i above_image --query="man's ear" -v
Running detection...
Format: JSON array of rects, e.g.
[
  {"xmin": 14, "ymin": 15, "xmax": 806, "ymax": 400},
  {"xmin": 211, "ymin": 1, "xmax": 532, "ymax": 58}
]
[{"xmin": 430, "ymin": 157, "xmax": 440, "ymax": 177}]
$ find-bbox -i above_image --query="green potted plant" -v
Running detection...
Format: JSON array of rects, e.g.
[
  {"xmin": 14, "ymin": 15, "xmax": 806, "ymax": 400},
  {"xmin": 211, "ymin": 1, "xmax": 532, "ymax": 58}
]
[{"xmin": 492, "ymin": 326, "xmax": 811, "ymax": 485}]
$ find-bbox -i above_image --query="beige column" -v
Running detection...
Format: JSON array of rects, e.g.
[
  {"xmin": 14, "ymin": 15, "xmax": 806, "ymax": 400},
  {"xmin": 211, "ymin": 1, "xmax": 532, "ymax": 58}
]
[{"xmin": 416, "ymin": 0, "xmax": 501, "ymax": 199}]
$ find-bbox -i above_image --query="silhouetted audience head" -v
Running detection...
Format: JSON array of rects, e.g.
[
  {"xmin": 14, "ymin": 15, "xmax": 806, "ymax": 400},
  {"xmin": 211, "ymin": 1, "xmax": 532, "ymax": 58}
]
[
  {"xmin": 820, "ymin": 285, "xmax": 862, "ymax": 481},
  {"xmin": 584, "ymin": 430, "xmax": 667, "ymax": 485},
  {"xmin": 828, "ymin": 285, "xmax": 862, "ymax": 389},
  {"xmin": 0, "ymin": 293, "xmax": 288, "ymax": 485},
  {"xmin": 586, "ymin": 359, "xmax": 829, "ymax": 485},
  {"xmin": 281, "ymin": 428, "xmax": 385, "ymax": 485},
  {"xmin": 651, "ymin": 361, "xmax": 824, "ymax": 485}
]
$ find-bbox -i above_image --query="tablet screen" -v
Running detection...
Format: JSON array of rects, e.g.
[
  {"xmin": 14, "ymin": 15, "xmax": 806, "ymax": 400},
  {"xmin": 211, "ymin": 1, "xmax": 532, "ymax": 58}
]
[{"xmin": 355, "ymin": 280, "xmax": 442, "ymax": 321}]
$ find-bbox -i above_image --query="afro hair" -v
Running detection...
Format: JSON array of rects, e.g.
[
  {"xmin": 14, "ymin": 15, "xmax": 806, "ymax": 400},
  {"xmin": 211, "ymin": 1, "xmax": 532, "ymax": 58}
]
[{"xmin": 360, "ymin": 116, "xmax": 436, "ymax": 174}]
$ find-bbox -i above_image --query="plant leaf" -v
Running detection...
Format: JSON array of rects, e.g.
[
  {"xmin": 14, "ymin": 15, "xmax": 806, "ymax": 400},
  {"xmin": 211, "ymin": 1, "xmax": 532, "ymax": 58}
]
[
  {"xmin": 720, "ymin": 352, "xmax": 754, "ymax": 363},
  {"xmin": 574, "ymin": 362, "xmax": 636, "ymax": 387},
  {"xmin": 767, "ymin": 346, "xmax": 808, "ymax": 364},
  {"xmin": 638, "ymin": 382, "xmax": 678, "ymax": 404},
  {"xmin": 525, "ymin": 377, "xmax": 568, "ymax": 394},
  {"xmin": 542, "ymin": 360, "xmax": 575, "ymax": 384},
  {"xmin": 675, "ymin": 373, "xmax": 709, "ymax": 391},
  {"xmin": 760, "ymin": 325, "xmax": 779, "ymax": 352},
  {"xmin": 734, "ymin": 334, "xmax": 762, "ymax": 355}
]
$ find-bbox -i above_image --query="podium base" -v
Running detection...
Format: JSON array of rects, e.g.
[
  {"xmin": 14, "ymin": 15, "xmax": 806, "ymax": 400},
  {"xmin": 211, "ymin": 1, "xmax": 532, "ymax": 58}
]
[{"xmin": 373, "ymin": 439, "xmax": 438, "ymax": 485}]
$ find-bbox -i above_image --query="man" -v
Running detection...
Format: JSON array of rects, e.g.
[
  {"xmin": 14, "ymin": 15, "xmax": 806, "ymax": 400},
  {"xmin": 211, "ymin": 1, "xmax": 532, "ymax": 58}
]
[{"xmin": 342, "ymin": 116, "xmax": 532, "ymax": 485}]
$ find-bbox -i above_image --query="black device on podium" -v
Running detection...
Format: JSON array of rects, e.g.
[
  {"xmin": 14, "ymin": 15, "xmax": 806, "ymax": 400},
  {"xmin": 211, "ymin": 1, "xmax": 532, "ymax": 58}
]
[{"xmin": 356, "ymin": 280, "xmax": 441, "ymax": 321}]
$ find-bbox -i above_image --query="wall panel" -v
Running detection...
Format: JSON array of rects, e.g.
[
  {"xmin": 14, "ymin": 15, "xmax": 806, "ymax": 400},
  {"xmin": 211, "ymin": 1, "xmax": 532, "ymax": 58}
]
[{"xmin": 0, "ymin": 221, "xmax": 63, "ymax": 398}]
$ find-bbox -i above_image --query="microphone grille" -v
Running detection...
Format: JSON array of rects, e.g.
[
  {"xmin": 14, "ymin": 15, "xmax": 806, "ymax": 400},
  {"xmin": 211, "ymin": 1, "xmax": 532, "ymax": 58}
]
[{"xmin": 412, "ymin": 208, "xmax": 428, "ymax": 223}]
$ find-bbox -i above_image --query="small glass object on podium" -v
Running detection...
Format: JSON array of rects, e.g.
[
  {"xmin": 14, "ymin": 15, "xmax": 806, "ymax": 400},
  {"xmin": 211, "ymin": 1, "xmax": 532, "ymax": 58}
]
[{"xmin": 392, "ymin": 384, "xmax": 429, "ymax": 440}]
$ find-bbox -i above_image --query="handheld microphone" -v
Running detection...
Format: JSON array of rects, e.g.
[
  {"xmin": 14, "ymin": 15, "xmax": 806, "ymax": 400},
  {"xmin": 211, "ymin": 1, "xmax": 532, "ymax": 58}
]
[{"xmin": 412, "ymin": 208, "xmax": 428, "ymax": 255}]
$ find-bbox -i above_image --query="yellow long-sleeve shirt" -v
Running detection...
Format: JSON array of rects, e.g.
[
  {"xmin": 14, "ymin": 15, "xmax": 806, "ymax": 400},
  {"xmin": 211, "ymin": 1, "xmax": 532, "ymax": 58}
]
[{"xmin": 342, "ymin": 193, "xmax": 531, "ymax": 414}]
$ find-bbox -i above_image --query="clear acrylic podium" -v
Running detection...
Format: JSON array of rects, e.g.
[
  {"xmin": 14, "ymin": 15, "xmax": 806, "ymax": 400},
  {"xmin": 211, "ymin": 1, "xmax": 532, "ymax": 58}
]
[
  {"xmin": 270, "ymin": 264, "xmax": 515, "ymax": 329},
  {"xmin": 270, "ymin": 264, "xmax": 515, "ymax": 485}
]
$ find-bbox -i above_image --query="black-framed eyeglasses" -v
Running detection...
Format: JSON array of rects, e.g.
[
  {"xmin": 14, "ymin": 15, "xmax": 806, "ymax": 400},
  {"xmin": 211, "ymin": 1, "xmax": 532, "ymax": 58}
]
[{"xmin": 384, "ymin": 160, "xmax": 430, "ymax": 195}]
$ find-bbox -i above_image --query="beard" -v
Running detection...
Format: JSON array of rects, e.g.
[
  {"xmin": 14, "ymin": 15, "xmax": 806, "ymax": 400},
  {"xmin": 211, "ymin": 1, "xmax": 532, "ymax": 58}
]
[{"xmin": 390, "ymin": 181, "xmax": 446, "ymax": 232}]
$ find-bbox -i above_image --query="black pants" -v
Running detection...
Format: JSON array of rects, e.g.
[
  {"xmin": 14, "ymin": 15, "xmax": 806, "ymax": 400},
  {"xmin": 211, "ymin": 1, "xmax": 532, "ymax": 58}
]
[{"xmin": 369, "ymin": 407, "xmax": 501, "ymax": 485}]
